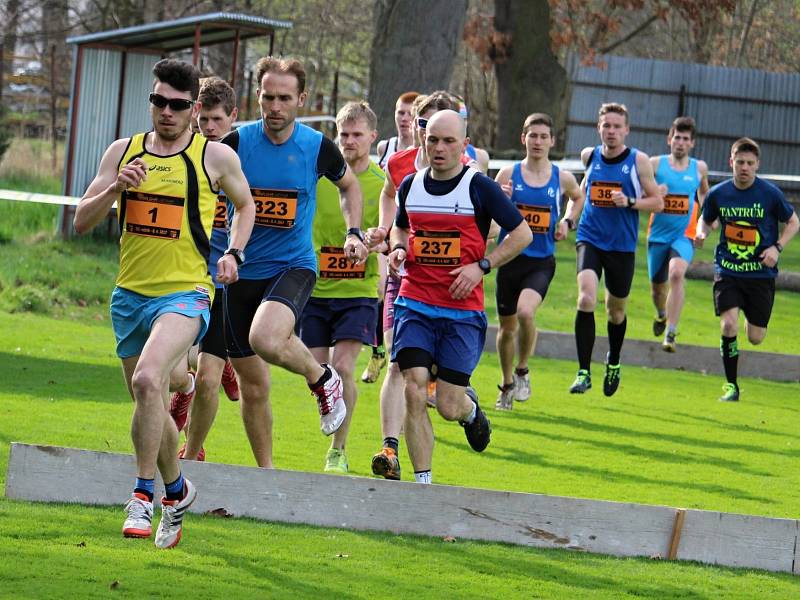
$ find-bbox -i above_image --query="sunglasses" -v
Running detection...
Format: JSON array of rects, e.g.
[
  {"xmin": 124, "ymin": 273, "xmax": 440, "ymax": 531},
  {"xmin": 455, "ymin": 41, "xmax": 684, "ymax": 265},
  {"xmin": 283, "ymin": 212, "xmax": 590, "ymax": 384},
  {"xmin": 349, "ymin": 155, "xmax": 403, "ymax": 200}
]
[
  {"xmin": 416, "ymin": 117, "xmax": 428, "ymax": 130},
  {"xmin": 149, "ymin": 93, "xmax": 194, "ymax": 112}
]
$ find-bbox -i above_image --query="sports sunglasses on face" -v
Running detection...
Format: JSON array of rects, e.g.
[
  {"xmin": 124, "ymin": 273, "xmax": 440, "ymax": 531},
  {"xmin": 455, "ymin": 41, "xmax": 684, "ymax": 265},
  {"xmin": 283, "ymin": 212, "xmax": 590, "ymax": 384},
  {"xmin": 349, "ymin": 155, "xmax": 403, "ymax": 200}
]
[{"xmin": 149, "ymin": 93, "xmax": 194, "ymax": 111}]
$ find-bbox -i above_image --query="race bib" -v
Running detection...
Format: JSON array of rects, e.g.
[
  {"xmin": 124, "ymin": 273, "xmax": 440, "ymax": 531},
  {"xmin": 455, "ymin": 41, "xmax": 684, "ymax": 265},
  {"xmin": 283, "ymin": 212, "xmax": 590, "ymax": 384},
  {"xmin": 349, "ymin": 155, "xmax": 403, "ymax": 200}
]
[
  {"xmin": 213, "ymin": 195, "xmax": 228, "ymax": 230},
  {"xmin": 589, "ymin": 181, "xmax": 622, "ymax": 208},
  {"xmin": 252, "ymin": 188, "xmax": 298, "ymax": 228},
  {"xmin": 517, "ymin": 204, "xmax": 551, "ymax": 234},
  {"xmin": 413, "ymin": 230, "xmax": 461, "ymax": 267},
  {"xmin": 319, "ymin": 246, "xmax": 366, "ymax": 279},
  {"xmin": 724, "ymin": 222, "xmax": 758, "ymax": 246},
  {"xmin": 125, "ymin": 191, "xmax": 183, "ymax": 239},
  {"xmin": 663, "ymin": 194, "xmax": 690, "ymax": 215}
]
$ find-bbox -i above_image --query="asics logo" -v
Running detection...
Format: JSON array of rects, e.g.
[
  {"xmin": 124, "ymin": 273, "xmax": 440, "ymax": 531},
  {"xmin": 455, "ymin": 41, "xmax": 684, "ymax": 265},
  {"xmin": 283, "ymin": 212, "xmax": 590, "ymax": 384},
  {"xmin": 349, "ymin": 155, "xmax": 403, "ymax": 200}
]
[{"xmin": 149, "ymin": 165, "xmax": 171, "ymax": 172}]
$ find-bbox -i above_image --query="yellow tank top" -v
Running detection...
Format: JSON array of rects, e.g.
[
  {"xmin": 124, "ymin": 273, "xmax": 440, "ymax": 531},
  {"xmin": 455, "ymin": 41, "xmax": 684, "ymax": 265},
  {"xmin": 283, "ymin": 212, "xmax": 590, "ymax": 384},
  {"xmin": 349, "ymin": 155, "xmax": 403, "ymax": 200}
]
[{"xmin": 116, "ymin": 132, "xmax": 217, "ymax": 299}]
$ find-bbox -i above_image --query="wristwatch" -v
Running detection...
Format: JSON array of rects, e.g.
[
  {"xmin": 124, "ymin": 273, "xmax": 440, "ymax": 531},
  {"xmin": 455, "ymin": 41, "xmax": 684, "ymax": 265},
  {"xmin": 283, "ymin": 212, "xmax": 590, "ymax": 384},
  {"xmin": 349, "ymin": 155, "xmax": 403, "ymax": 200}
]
[
  {"xmin": 564, "ymin": 218, "xmax": 575, "ymax": 230},
  {"xmin": 775, "ymin": 242, "xmax": 784, "ymax": 253},
  {"xmin": 345, "ymin": 227, "xmax": 365, "ymax": 242},
  {"xmin": 224, "ymin": 248, "xmax": 245, "ymax": 265},
  {"xmin": 626, "ymin": 195, "xmax": 637, "ymax": 208},
  {"xmin": 478, "ymin": 257, "xmax": 492, "ymax": 275}
]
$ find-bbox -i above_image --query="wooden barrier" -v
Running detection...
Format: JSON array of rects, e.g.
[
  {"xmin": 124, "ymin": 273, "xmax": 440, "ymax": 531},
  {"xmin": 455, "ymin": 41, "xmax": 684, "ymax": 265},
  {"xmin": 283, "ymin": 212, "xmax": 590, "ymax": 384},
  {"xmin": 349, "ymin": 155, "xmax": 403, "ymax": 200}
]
[{"xmin": 5, "ymin": 443, "xmax": 798, "ymax": 575}]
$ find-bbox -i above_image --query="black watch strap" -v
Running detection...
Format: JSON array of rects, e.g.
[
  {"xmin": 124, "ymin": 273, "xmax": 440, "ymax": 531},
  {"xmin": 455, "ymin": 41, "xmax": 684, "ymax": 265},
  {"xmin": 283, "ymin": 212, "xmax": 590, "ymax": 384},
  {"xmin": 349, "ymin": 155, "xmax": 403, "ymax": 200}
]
[
  {"xmin": 775, "ymin": 242, "xmax": 784, "ymax": 253},
  {"xmin": 224, "ymin": 248, "xmax": 244, "ymax": 265},
  {"xmin": 478, "ymin": 257, "xmax": 491, "ymax": 275},
  {"xmin": 346, "ymin": 227, "xmax": 364, "ymax": 242}
]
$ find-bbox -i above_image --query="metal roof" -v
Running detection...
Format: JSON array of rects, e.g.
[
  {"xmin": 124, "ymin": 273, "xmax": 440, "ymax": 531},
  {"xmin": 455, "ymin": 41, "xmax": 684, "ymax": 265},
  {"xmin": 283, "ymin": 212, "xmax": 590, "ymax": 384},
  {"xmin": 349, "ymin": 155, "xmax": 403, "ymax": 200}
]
[{"xmin": 66, "ymin": 12, "xmax": 292, "ymax": 50}]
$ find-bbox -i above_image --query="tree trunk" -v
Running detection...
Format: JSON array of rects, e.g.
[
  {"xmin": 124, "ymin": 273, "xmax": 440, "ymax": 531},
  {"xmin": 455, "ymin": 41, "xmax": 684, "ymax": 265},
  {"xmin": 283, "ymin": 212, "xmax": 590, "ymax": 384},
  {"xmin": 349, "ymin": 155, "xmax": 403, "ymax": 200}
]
[
  {"xmin": 493, "ymin": 0, "xmax": 567, "ymax": 152},
  {"xmin": 368, "ymin": 0, "xmax": 467, "ymax": 141}
]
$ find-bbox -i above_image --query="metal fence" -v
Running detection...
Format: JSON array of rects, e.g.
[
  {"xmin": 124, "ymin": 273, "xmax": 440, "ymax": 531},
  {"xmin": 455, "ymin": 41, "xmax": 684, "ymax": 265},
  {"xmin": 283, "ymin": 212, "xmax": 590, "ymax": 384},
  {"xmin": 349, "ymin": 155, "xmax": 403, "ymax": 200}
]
[{"xmin": 564, "ymin": 54, "xmax": 800, "ymax": 194}]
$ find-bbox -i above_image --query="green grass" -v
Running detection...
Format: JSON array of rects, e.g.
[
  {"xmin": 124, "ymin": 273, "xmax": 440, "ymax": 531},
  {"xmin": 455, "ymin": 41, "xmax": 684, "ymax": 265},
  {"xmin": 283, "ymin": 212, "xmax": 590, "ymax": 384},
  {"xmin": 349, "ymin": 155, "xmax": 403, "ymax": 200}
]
[{"xmin": 1, "ymin": 310, "xmax": 799, "ymax": 598}]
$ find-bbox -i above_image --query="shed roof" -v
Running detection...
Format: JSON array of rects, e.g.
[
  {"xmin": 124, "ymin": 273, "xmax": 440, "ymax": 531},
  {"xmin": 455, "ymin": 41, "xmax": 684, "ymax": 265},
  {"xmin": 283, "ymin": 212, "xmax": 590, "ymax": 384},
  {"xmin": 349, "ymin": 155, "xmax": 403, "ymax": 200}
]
[{"xmin": 66, "ymin": 12, "xmax": 292, "ymax": 50}]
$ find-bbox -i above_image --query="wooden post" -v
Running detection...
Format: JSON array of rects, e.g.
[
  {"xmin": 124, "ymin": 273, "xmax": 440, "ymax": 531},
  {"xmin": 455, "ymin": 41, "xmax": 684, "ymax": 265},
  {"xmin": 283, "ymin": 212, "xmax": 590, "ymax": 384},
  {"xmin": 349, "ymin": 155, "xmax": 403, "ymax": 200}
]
[{"xmin": 668, "ymin": 508, "xmax": 686, "ymax": 559}]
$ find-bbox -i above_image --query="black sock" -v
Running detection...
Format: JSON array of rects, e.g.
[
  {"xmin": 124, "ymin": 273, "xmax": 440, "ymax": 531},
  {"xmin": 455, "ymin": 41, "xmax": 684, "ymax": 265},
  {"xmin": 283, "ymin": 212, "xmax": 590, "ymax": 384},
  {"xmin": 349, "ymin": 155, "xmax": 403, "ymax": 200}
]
[
  {"xmin": 607, "ymin": 317, "xmax": 627, "ymax": 365},
  {"xmin": 575, "ymin": 310, "xmax": 595, "ymax": 371},
  {"xmin": 720, "ymin": 336, "xmax": 739, "ymax": 387},
  {"xmin": 383, "ymin": 437, "xmax": 399, "ymax": 453},
  {"xmin": 514, "ymin": 367, "xmax": 529, "ymax": 376},
  {"xmin": 309, "ymin": 364, "xmax": 332, "ymax": 389}
]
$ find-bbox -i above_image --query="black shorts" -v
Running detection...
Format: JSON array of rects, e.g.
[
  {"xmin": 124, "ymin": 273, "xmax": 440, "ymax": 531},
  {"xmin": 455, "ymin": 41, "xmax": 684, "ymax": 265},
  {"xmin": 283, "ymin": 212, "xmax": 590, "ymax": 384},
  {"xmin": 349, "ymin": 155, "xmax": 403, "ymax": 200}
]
[
  {"xmin": 713, "ymin": 275, "xmax": 775, "ymax": 328},
  {"xmin": 576, "ymin": 242, "xmax": 636, "ymax": 299},
  {"xmin": 394, "ymin": 348, "xmax": 470, "ymax": 387},
  {"xmin": 199, "ymin": 290, "xmax": 227, "ymax": 360},
  {"xmin": 224, "ymin": 269, "xmax": 316, "ymax": 358},
  {"xmin": 495, "ymin": 255, "xmax": 556, "ymax": 316}
]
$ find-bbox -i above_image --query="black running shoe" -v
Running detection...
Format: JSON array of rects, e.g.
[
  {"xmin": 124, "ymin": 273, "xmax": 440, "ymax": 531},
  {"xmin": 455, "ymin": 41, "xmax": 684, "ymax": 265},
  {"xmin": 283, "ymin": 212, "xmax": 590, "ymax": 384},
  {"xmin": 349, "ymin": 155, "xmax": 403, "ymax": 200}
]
[
  {"xmin": 461, "ymin": 387, "xmax": 491, "ymax": 452},
  {"xmin": 569, "ymin": 370, "xmax": 592, "ymax": 394},
  {"xmin": 653, "ymin": 316, "xmax": 667, "ymax": 337},
  {"xmin": 603, "ymin": 354, "xmax": 621, "ymax": 397}
]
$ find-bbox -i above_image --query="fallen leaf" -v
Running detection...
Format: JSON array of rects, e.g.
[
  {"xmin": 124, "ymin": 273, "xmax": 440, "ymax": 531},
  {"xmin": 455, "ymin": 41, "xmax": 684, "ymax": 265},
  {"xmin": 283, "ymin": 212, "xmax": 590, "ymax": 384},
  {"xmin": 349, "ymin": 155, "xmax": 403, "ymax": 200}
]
[
  {"xmin": 205, "ymin": 507, "xmax": 233, "ymax": 518},
  {"xmin": 442, "ymin": 536, "xmax": 456, "ymax": 543},
  {"xmin": 110, "ymin": 580, "xmax": 120, "ymax": 589},
  {"xmin": 649, "ymin": 553, "xmax": 662, "ymax": 560},
  {"xmin": 76, "ymin": 541, "xmax": 86, "ymax": 547},
  {"xmin": 335, "ymin": 553, "xmax": 349, "ymax": 558}
]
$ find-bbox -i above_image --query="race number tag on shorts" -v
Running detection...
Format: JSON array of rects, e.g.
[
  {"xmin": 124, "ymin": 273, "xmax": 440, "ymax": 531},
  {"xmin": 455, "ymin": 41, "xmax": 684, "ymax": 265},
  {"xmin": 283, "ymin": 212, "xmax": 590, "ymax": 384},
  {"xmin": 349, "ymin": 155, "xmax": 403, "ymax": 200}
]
[
  {"xmin": 252, "ymin": 188, "xmax": 298, "ymax": 228},
  {"xmin": 663, "ymin": 194, "xmax": 690, "ymax": 215},
  {"xmin": 319, "ymin": 246, "xmax": 366, "ymax": 279},
  {"xmin": 213, "ymin": 195, "xmax": 228, "ymax": 230},
  {"xmin": 125, "ymin": 191, "xmax": 184, "ymax": 239},
  {"xmin": 589, "ymin": 181, "xmax": 622, "ymax": 208},
  {"xmin": 517, "ymin": 204, "xmax": 551, "ymax": 234},
  {"xmin": 724, "ymin": 222, "xmax": 758, "ymax": 246},
  {"xmin": 413, "ymin": 230, "xmax": 461, "ymax": 267}
]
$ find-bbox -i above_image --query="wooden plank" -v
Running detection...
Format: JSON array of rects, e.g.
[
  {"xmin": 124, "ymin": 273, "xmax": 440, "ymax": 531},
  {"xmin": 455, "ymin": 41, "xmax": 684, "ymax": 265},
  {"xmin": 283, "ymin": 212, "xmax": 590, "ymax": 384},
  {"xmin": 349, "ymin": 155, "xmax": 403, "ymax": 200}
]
[{"xmin": 5, "ymin": 443, "xmax": 798, "ymax": 574}]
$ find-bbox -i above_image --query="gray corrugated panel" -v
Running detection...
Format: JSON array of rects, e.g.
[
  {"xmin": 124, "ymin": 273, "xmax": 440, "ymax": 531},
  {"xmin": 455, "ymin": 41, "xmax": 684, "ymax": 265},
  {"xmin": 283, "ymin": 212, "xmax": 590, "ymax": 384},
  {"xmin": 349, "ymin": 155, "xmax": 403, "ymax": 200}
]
[
  {"xmin": 69, "ymin": 48, "xmax": 121, "ymax": 196},
  {"xmin": 120, "ymin": 53, "xmax": 154, "ymax": 138}
]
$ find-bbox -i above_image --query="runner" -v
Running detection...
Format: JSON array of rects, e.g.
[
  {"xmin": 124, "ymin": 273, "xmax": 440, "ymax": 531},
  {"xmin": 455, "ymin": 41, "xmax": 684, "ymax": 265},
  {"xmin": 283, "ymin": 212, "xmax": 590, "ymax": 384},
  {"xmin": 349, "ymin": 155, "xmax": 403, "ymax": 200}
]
[
  {"xmin": 694, "ymin": 137, "xmax": 798, "ymax": 402},
  {"xmin": 569, "ymin": 102, "xmax": 662, "ymax": 396},
  {"xmin": 74, "ymin": 59, "xmax": 254, "ymax": 548},
  {"xmin": 493, "ymin": 113, "xmax": 583, "ymax": 409},
  {"xmin": 647, "ymin": 116, "xmax": 709, "ymax": 352}
]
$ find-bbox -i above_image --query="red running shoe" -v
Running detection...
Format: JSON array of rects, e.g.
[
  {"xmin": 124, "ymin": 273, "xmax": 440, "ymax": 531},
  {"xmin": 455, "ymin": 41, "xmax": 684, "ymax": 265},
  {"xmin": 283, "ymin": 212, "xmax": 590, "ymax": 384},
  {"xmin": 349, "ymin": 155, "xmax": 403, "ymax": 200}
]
[
  {"xmin": 221, "ymin": 359, "xmax": 240, "ymax": 401},
  {"xmin": 178, "ymin": 443, "xmax": 205, "ymax": 461}
]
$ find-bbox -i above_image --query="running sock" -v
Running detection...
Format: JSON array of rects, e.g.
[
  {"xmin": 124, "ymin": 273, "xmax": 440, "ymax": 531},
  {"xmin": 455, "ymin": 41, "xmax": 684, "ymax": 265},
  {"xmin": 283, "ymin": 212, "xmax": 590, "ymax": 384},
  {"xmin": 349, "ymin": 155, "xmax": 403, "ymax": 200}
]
[
  {"xmin": 383, "ymin": 437, "xmax": 399, "ymax": 453},
  {"xmin": 657, "ymin": 309, "xmax": 666, "ymax": 319},
  {"xmin": 574, "ymin": 310, "xmax": 595, "ymax": 371},
  {"xmin": 514, "ymin": 367, "xmax": 529, "ymax": 377},
  {"xmin": 134, "ymin": 477, "xmax": 155, "ymax": 502},
  {"xmin": 720, "ymin": 335, "xmax": 739, "ymax": 386},
  {"xmin": 666, "ymin": 324, "xmax": 677, "ymax": 336},
  {"xmin": 464, "ymin": 400, "xmax": 477, "ymax": 424},
  {"xmin": 183, "ymin": 372, "xmax": 196, "ymax": 394},
  {"xmin": 309, "ymin": 365, "xmax": 332, "ymax": 389},
  {"xmin": 607, "ymin": 317, "xmax": 627, "ymax": 365},
  {"xmin": 414, "ymin": 470, "xmax": 432, "ymax": 484},
  {"xmin": 164, "ymin": 473, "xmax": 185, "ymax": 501}
]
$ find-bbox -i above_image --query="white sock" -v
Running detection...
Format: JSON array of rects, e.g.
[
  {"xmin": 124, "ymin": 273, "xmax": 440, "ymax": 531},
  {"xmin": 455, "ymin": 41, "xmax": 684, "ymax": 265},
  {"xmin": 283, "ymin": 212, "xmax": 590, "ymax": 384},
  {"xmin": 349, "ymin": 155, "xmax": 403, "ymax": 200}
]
[
  {"xmin": 464, "ymin": 400, "xmax": 477, "ymax": 424},
  {"xmin": 184, "ymin": 372, "xmax": 195, "ymax": 394},
  {"xmin": 414, "ymin": 470, "xmax": 431, "ymax": 484}
]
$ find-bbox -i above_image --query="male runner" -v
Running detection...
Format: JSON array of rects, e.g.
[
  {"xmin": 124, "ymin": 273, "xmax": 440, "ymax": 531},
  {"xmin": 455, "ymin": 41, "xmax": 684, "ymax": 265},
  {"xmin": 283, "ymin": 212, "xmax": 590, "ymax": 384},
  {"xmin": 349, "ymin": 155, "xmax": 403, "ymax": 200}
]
[
  {"xmin": 74, "ymin": 59, "xmax": 255, "ymax": 548},
  {"xmin": 493, "ymin": 113, "xmax": 583, "ymax": 409},
  {"xmin": 222, "ymin": 57, "xmax": 367, "ymax": 468},
  {"xmin": 694, "ymin": 137, "xmax": 797, "ymax": 402},
  {"xmin": 300, "ymin": 101, "xmax": 385, "ymax": 473},
  {"xmin": 387, "ymin": 110, "xmax": 531, "ymax": 484},
  {"xmin": 647, "ymin": 116, "xmax": 709, "ymax": 352},
  {"xmin": 569, "ymin": 102, "xmax": 662, "ymax": 396}
]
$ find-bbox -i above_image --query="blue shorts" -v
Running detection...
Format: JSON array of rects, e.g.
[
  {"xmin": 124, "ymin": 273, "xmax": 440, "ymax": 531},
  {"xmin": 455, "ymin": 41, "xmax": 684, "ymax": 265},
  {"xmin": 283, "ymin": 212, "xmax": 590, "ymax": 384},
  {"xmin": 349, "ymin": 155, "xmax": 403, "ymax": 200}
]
[
  {"xmin": 391, "ymin": 304, "xmax": 486, "ymax": 382},
  {"xmin": 299, "ymin": 297, "xmax": 378, "ymax": 347},
  {"xmin": 110, "ymin": 287, "xmax": 211, "ymax": 359},
  {"xmin": 647, "ymin": 237, "xmax": 694, "ymax": 284}
]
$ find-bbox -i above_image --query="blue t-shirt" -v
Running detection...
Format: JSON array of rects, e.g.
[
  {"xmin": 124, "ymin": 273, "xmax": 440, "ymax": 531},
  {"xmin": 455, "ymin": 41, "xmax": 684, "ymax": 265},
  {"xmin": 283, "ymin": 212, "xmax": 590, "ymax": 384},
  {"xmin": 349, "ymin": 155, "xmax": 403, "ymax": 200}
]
[
  {"xmin": 498, "ymin": 163, "xmax": 561, "ymax": 258},
  {"xmin": 223, "ymin": 122, "xmax": 346, "ymax": 279},
  {"xmin": 649, "ymin": 156, "xmax": 701, "ymax": 244},
  {"xmin": 702, "ymin": 177, "xmax": 794, "ymax": 278},
  {"xmin": 577, "ymin": 146, "xmax": 642, "ymax": 253}
]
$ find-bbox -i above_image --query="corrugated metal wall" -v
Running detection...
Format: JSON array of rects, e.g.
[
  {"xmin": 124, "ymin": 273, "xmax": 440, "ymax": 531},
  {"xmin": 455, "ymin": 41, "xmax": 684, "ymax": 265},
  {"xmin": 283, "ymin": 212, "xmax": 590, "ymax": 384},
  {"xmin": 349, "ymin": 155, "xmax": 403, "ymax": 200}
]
[
  {"xmin": 119, "ymin": 53, "xmax": 155, "ymax": 138},
  {"xmin": 565, "ymin": 54, "xmax": 800, "ymax": 182}
]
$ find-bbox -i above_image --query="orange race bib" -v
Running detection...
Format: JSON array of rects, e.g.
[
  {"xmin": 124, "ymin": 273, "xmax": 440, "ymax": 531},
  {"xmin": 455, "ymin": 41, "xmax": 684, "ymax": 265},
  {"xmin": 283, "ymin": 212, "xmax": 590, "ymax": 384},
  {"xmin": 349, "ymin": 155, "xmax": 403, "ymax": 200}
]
[
  {"xmin": 663, "ymin": 194, "xmax": 690, "ymax": 215},
  {"xmin": 213, "ymin": 195, "xmax": 228, "ymax": 229},
  {"xmin": 589, "ymin": 181, "xmax": 622, "ymax": 208},
  {"xmin": 517, "ymin": 204, "xmax": 551, "ymax": 234},
  {"xmin": 125, "ymin": 191, "xmax": 184, "ymax": 239},
  {"xmin": 413, "ymin": 230, "xmax": 461, "ymax": 267},
  {"xmin": 252, "ymin": 188, "xmax": 298, "ymax": 228},
  {"xmin": 724, "ymin": 222, "xmax": 758, "ymax": 246},
  {"xmin": 319, "ymin": 246, "xmax": 366, "ymax": 279}
]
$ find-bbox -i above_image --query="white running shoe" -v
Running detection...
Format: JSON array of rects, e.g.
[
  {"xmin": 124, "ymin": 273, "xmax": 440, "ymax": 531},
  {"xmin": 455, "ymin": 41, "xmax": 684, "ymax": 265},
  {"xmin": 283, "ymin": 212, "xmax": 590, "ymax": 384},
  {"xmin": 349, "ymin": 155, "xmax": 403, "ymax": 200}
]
[
  {"xmin": 513, "ymin": 371, "xmax": 531, "ymax": 402},
  {"xmin": 311, "ymin": 364, "xmax": 346, "ymax": 436},
  {"xmin": 154, "ymin": 478, "xmax": 197, "ymax": 549},
  {"xmin": 122, "ymin": 492, "xmax": 153, "ymax": 538}
]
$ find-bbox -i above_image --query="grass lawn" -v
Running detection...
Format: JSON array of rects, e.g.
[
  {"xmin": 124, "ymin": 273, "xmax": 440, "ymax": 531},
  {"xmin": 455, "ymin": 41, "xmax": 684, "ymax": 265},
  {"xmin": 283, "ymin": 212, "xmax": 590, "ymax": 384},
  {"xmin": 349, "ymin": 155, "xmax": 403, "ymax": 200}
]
[{"xmin": 1, "ymin": 310, "xmax": 798, "ymax": 598}]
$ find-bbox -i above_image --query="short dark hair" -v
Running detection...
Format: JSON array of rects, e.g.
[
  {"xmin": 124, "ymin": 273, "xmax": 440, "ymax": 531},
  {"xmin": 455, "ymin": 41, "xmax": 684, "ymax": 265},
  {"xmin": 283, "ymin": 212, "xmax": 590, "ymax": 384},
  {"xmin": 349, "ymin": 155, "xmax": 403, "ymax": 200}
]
[
  {"xmin": 152, "ymin": 58, "xmax": 201, "ymax": 99},
  {"xmin": 198, "ymin": 77, "xmax": 236, "ymax": 115},
  {"xmin": 731, "ymin": 137, "xmax": 760, "ymax": 158},
  {"xmin": 255, "ymin": 56, "xmax": 306, "ymax": 93},
  {"xmin": 599, "ymin": 102, "xmax": 629, "ymax": 124},
  {"xmin": 522, "ymin": 113, "xmax": 554, "ymax": 136},
  {"xmin": 669, "ymin": 116, "xmax": 696, "ymax": 139}
]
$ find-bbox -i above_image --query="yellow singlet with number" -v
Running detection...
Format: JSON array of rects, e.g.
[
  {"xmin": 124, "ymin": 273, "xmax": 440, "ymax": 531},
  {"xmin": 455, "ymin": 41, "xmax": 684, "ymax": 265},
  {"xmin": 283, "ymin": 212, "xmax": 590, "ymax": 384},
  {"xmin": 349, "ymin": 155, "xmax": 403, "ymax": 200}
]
[{"xmin": 116, "ymin": 132, "xmax": 217, "ymax": 299}]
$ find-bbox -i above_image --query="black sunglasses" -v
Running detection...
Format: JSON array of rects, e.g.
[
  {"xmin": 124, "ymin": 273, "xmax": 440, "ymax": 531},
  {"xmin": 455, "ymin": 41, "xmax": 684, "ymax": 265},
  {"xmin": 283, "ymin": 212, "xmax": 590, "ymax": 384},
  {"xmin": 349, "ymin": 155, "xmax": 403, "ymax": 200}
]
[
  {"xmin": 149, "ymin": 93, "xmax": 194, "ymax": 111},
  {"xmin": 416, "ymin": 117, "xmax": 428, "ymax": 130}
]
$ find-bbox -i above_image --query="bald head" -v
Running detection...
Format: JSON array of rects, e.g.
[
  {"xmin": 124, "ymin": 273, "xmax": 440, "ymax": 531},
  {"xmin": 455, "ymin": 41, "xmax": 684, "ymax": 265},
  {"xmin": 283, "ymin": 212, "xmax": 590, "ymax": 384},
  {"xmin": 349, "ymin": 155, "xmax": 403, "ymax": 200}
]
[
  {"xmin": 425, "ymin": 109, "xmax": 469, "ymax": 179},
  {"xmin": 427, "ymin": 110, "xmax": 467, "ymax": 141}
]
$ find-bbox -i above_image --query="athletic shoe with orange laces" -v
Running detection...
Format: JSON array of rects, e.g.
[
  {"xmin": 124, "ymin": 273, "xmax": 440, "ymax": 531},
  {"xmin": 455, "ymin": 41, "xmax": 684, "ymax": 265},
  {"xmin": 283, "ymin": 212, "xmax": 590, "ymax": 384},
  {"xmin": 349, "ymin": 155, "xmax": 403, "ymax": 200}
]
[{"xmin": 371, "ymin": 447, "xmax": 401, "ymax": 480}]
